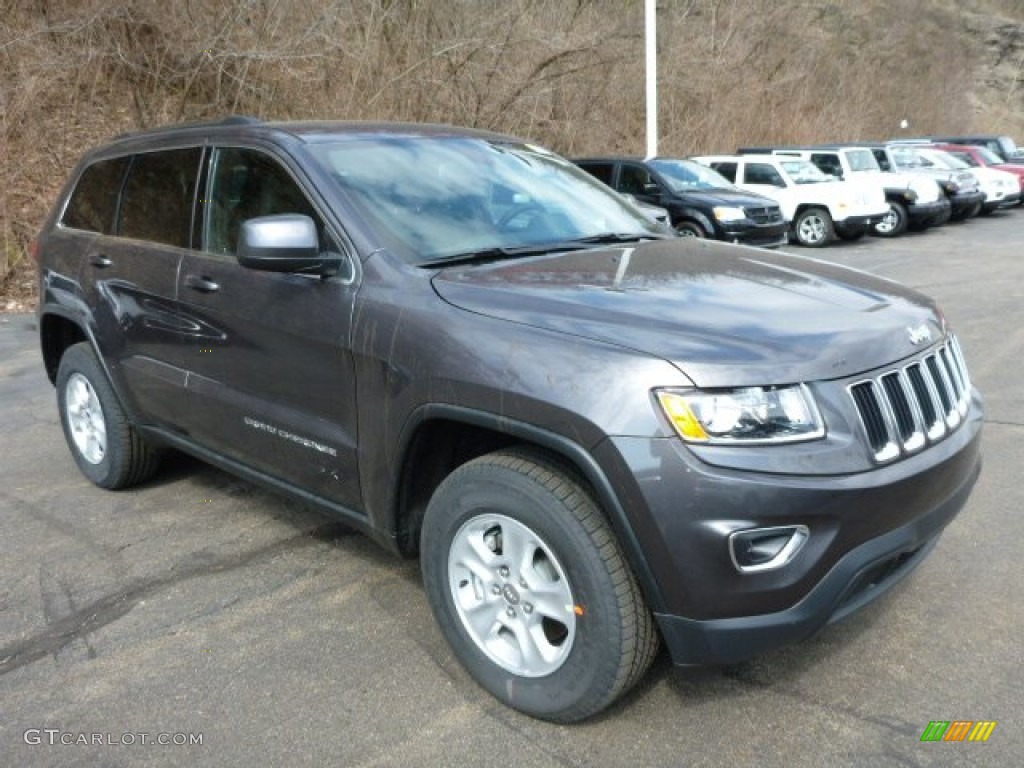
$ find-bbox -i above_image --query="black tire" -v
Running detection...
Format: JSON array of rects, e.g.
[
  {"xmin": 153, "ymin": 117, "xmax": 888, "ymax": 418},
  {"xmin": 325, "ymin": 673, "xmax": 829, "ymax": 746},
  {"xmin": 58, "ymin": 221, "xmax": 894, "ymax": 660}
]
[
  {"xmin": 674, "ymin": 220, "xmax": 707, "ymax": 238},
  {"xmin": 792, "ymin": 207, "xmax": 834, "ymax": 247},
  {"xmin": 420, "ymin": 448, "xmax": 658, "ymax": 723},
  {"xmin": 56, "ymin": 342, "xmax": 161, "ymax": 489},
  {"xmin": 872, "ymin": 201, "xmax": 908, "ymax": 237}
]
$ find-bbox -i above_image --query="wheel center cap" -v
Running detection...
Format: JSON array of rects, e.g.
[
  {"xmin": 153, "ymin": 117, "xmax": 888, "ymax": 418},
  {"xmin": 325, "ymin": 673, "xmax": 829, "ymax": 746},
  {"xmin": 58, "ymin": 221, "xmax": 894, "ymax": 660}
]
[{"xmin": 501, "ymin": 583, "xmax": 520, "ymax": 605}]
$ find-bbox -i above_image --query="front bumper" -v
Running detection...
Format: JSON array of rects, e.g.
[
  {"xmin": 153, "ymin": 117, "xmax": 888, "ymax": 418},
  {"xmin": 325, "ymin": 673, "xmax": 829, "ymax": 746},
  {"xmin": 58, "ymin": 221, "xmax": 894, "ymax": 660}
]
[
  {"xmin": 906, "ymin": 198, "xmax": 951, "ymax": 226},
  {"xmin": 720, "ymin": 220, "xmax": 789, "ymax": 249},
  {"xmin": 597, "ymin": 392, "xmax": 983, "ymax": 666},
  {"xmin": 949, "ymin": 190, "xmax": 985, "ymax": 217},
  {"xmin": 834, "ymin": 212, "xmax": 885, "ymax": 235},
  {"xmin": 982, "ymin": 191, "xmax": 1021, "ymax": 211}
]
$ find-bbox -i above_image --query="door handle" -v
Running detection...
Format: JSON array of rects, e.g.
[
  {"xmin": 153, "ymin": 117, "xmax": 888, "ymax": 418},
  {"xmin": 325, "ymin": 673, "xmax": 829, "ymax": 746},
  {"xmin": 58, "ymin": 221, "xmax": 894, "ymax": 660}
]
[
  {"xmin": 89, "ymin": 254, "xmax": 112, "ymax": 268},
  {"xmin": 185, "ymin": 274, "xmax": 220, "ymax": 293}
]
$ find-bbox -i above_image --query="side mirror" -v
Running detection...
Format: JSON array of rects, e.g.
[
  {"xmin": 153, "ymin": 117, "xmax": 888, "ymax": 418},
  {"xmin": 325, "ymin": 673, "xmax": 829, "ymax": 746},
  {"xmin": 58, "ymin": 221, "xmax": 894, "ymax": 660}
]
[
  {"xmin": 237, "ymin": 214, "xmax": 342, "ymax": 276},
  {"xmin": 641, "ymin": 182, "xmax": 661, "ymax": 196}
]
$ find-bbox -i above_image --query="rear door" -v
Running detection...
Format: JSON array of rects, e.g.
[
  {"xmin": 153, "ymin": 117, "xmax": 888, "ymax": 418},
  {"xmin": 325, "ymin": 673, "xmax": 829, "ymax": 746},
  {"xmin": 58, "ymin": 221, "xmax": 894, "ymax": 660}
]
[
  {"xmin": 70, "ymin": 149, "xmax": 202, "ymax": 426},
  {"xmin": 175, "ymin": 145, "xmax": 362, "ymax": 508}
]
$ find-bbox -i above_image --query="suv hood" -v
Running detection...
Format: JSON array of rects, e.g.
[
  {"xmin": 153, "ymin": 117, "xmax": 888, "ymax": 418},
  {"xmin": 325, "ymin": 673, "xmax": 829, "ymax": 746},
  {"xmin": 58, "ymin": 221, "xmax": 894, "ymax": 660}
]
[
  {"xmin": 432, "ymin": 239, "xmax": 943, "ymax": 387},
  {"xmin": 852, "ymin": 170, "xmax": 943, "ymax": 202},
  {"xmin": 673, "ymin": 187, "xmax": 777, "ymax": 208}
]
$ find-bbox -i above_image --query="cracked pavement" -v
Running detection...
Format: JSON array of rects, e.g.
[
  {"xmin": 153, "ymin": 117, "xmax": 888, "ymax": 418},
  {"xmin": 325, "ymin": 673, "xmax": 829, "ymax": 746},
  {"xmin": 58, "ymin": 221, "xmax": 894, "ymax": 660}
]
[{"xmin": 1, "ymin": 214, "xmax": 1022, "ymax": 766}]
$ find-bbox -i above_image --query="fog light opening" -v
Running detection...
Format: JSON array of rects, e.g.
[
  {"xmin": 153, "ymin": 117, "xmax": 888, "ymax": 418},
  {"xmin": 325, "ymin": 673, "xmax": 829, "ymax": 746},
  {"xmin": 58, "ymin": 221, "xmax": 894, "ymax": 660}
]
[{"xmin": 729, "ymin": 525, "xmax": 809, "ymax": 574}]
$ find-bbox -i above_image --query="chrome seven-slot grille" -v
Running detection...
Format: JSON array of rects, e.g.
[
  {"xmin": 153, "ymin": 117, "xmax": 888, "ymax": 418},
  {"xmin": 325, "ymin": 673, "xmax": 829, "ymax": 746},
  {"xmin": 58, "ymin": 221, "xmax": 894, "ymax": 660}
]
[
  {"xmin": 745, "ymin": 205, "xmax": 784, "ymax": 225},
  {"xmin": 848, "ymin": 336, "xmax": 971, "ymax": 463}
]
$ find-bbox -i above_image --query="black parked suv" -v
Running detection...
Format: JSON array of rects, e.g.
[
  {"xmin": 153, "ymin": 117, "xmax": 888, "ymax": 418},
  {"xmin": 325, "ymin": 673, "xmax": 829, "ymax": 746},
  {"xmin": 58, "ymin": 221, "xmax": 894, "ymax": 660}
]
[
  {"xmin": 574, "ymin": 156, "xmax": 787, "ymax": 247},
  {"xmin": 35, "ymin": 118, "xmax": 983, "ymax": 723}
]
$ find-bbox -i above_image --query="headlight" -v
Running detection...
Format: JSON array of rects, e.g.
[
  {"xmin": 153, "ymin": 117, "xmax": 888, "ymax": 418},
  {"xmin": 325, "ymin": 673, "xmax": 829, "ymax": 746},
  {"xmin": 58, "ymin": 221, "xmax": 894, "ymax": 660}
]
[
  {"xmin": 656, "ymin": 384, "xmax": 825, "ymax": 444},
  {"xmin": 941, "ymin": 180, "xmax": 959, "ymax": 194},
  {"xmin": 713, "ymin": 206, "xmax": 746, "ymax": 222},
  {"xmin": 901, "ymin": 189, "xmax": 918, "ymax": 202}
]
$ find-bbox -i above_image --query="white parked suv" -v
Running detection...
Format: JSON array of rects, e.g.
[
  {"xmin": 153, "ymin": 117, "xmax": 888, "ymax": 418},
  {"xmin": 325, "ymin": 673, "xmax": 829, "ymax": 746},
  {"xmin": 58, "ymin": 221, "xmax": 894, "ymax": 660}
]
[
  {"xmin": 738, "ymin": 146, "xmax": 950, "ymax": 237},
  {"xmin": 692, "ymin": 154, "xmax": 890, "ymax": 246}
]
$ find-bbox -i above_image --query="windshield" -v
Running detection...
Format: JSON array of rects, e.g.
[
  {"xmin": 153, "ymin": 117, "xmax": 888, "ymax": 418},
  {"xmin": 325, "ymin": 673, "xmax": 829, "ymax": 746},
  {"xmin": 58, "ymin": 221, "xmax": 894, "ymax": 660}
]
[
  {"xmin": 847, "ymin": 150, "xmax": 880, "ymax": 172},
  {"xmin": 890, "ymin": 147, "xmax": 934, "ymax": 170},
  {"xmin": 307, "ymin": 136, "xmax": 663, "ymax": 263},
  {"xmin": 779, "ymin": 160, "xmax": 832, "ymax": 184},
  {"xmin": 975, "ymin": 146, "xmax": 1003, "ymax": 164},
  {"xmin": 923, "ymin": 150, "xmax": 968, "ymax": 170},
  {"xmin": 649, "ymin": 159, "xmax": 734, "ymax": 191},
  {"xmin": 948, "ymin": 151, "xmax": 979, "ymax": 167}
]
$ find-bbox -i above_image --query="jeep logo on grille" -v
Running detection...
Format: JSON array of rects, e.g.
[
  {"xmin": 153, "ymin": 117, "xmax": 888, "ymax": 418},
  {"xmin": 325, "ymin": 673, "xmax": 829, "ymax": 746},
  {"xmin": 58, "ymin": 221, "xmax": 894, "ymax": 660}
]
[{"xmin": 907, "ymin": 324, "xmax": 932, "ymax": 346}]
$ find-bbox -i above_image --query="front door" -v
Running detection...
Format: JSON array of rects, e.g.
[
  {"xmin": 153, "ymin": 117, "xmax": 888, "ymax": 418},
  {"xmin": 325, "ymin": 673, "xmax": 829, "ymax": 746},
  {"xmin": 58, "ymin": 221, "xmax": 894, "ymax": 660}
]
[{"xmin": 175, "ymin": 146, "xmax": 362, "ymax": 509}]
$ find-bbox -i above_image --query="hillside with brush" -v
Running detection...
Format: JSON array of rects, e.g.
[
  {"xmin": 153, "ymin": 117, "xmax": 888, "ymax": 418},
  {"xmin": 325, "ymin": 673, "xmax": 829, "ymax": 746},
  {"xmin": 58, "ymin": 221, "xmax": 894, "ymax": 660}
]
[{"xmin": 2, "ymin": 0, "xmax": 1022, "ymax": 308}]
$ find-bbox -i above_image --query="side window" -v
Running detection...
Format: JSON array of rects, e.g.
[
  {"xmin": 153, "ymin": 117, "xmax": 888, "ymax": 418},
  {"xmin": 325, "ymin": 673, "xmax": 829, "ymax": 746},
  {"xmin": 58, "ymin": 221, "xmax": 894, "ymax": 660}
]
[
  {"xmin": 810, "ymin": 153, "xmax": 842, "ymax": 178},
  {"xmin": 618, "ymin": 164, "xmax": 658, "ymax": 196},
  {"xmin": 62, "ymin": 157, "xmax": 130, "ymax": 234},
  {"xmin": 118, "ymin": 148, "xmax": 202, "ymax": 248},
  {"xmin": 579, "ymin": 162, "xmax": 614, "ymax": 185},
  {"xmin": 745, "ymin": 163, "xmax": 785, "ymax": 187},
  {"xmin": 711, "ymin": 162, "xmax": 737, "ymax": 182},
  {"xmin": 205, "ymin": 147, "xmax": 321, "ymax": 256}
]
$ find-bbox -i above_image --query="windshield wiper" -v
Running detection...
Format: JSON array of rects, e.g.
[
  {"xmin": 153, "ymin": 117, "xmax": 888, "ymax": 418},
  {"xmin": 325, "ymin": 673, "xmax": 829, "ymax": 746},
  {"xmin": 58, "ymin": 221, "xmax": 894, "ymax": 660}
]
[
  {"xmin": 419, "ymin": 232, "xmax": 670, "ymax": 268},
  {"xmin": 418, "ymin": 242, "xmax": 586, "ymax": 268},
  {"xmin": 568, "ymin": 232, "xmax": 673, "ymax": 245}
]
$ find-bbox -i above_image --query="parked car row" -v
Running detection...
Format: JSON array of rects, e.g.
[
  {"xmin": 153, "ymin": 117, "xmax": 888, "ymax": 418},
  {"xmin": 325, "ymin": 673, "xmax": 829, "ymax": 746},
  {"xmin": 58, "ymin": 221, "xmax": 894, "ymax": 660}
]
[{"xmin": 574, "ymin": 136, "xmax": 1022, "ymax": 248}]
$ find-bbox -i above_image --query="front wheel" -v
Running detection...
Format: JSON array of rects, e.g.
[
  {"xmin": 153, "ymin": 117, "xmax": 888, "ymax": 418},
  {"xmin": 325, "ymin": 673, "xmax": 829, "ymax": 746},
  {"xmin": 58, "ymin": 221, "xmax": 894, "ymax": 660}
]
[
  {"xmin": 420, "ymin": 448, "xmax": 658, "ymax": 723},
  {"xmin": 793, "ymin": 207, "xmax": 834, "ymax": 247},
  {"xmin": 872, "ymin": 201, "xmax": 908, "ymax": 237},
  {"xmin": 674, "ymin": 220, "xmax": 707, "ymax": 238}
]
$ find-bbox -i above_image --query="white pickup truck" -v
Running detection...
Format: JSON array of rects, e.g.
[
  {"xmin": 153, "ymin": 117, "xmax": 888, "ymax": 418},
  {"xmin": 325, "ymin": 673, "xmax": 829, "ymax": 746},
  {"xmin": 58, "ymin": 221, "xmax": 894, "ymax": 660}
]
[{"xmin": 692, "ymin": 154, "xmax": 890, "ymax": 246}]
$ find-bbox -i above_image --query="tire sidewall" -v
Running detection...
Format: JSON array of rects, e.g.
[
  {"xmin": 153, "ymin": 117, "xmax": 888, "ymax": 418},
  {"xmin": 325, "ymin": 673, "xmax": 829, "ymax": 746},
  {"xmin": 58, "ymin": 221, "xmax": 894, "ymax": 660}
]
[
  {"xmin": 421, "ymin": 462, "xmax": 625, "ymax": 721},
  {"xmin": 794, "ymin": 208, "xmax": 832, "ymax": 246},
  {"xmin": 56, "ymin": 344, "xmax": 120, "ymax": 488},
  {"xmin": 873, "ymin": 201, "xmax": 906, "ymax": 237},
  {"xmin": 675, "ymin": 221, "xmax": 705, "ymax": 238}
]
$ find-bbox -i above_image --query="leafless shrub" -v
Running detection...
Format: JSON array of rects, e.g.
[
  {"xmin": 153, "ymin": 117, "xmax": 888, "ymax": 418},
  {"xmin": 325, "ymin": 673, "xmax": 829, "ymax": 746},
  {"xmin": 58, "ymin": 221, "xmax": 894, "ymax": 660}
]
[{"xmin": 1, "ymin": 0, "xmax": 1021, "ymax": 300}]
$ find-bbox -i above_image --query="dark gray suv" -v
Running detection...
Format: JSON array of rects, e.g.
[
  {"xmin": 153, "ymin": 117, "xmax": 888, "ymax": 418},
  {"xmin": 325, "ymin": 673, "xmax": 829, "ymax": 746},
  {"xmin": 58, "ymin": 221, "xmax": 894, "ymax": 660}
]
[{"xmin": 34, "ymin": 118, "xmax": 983, "ymax": 723}]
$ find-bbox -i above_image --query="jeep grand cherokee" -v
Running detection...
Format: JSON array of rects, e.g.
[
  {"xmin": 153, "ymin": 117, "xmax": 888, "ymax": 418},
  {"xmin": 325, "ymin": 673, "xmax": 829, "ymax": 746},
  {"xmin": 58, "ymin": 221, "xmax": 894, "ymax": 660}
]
[{"xmin": 34, "ymin": 118, "xmax": 983, "ymax": 723}]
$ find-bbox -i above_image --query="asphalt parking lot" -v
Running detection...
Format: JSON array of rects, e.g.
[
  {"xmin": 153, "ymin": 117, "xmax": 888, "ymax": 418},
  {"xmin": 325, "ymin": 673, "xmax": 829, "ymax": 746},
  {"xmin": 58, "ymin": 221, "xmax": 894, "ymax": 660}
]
[{"xmin": 2, "ymin": 213, "xmax": 1022, "ymax": 767}]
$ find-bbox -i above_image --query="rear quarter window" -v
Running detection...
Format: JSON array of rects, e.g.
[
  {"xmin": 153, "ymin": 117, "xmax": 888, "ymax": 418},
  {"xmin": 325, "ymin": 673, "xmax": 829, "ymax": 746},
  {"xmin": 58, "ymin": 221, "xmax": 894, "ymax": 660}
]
[{"xmin": 62, "ymin": 157, "xmax": 130, "ymax": 234}]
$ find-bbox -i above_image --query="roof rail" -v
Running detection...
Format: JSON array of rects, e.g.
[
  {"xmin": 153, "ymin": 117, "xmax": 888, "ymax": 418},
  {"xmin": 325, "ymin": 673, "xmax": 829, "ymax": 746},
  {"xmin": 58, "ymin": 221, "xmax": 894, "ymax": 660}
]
[{"xmin": 114, "ymin": 115, "xmax": 263, "ymax": 140}]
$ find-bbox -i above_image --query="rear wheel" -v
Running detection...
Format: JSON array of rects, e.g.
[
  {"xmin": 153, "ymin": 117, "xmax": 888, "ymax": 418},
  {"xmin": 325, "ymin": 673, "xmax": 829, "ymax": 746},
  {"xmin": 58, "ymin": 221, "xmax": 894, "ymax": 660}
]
[
  {"xmin": 793, "ymin": 207, "xmax": 834, "ymax": 247},
  {"xmin": 872, "ymin": 201, "xmax": 908, "ymax": 237},
  {"xmin": 57, "ymin": 342, "xmax": 161, "ymax": 489},
  {"xmin": 420, "ymin": 448, "xmax": 658, "ymax": 723}
]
